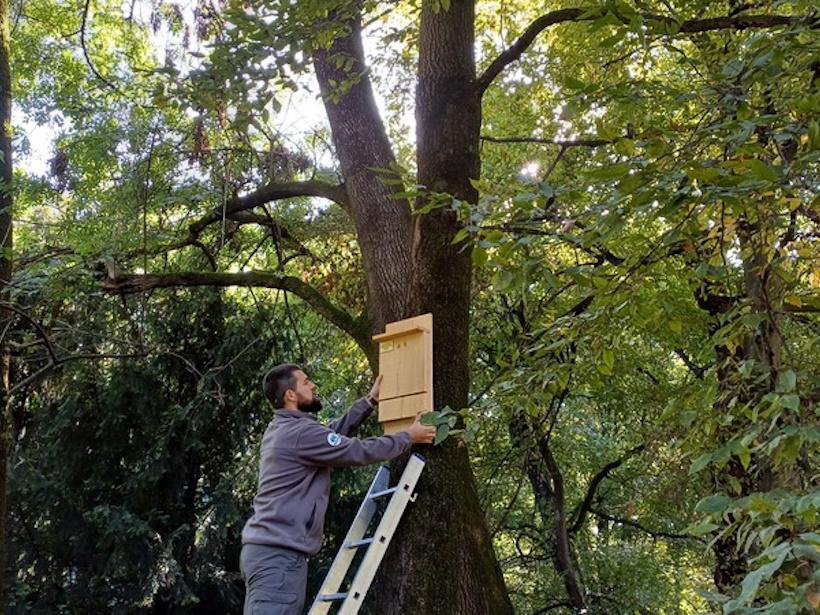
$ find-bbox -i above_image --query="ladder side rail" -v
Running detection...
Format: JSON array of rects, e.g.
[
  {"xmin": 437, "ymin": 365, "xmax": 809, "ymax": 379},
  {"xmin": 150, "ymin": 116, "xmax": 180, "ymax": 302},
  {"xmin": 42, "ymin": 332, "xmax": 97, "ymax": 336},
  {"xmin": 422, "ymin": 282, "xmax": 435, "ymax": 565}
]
[
  {"xmin": 308, "ymin": 466, "xmax": 391, "ymax": 615},
  {"xmin": 338, "ymin": 455, "xmax": 426, "ymax": 615}
]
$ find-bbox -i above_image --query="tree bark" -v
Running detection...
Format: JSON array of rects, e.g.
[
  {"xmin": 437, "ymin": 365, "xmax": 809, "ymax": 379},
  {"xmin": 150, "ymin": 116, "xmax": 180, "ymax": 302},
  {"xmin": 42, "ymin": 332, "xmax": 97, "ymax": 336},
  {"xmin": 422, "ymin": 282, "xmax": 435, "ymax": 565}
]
[
  {"xmin": 374, "ymin": 1, "xmax": 513, "ymax": 613},
  {"xmin": 696, "ymin": 213, "xmax": 787, "ymax": 593},
  {"xmin": 312, "ymin": 4, "xmax": 413, "ymax": 332},
  {"xmin": 0, "ymin": 0, "xmax": 11, "ymax": 601},
  {"xmin": 309, "ymin": 1, "xmax": 513, "ymax": 612}
]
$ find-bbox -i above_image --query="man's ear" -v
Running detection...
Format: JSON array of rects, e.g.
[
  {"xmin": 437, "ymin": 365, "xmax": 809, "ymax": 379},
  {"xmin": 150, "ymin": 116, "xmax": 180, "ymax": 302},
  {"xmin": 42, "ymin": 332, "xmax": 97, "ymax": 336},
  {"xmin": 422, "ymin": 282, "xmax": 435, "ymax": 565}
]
[{"xmin": 283, "ymin": 388, "xmax": 297, "ymax": 405}]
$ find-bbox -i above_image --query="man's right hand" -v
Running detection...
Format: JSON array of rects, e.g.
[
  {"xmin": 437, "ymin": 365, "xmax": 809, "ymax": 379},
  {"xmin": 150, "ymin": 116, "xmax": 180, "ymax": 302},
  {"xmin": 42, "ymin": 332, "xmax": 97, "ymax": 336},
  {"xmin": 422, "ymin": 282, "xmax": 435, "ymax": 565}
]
[{"xmin": 407, "ymin": 413, "xmax": 436, "ymax": 444}]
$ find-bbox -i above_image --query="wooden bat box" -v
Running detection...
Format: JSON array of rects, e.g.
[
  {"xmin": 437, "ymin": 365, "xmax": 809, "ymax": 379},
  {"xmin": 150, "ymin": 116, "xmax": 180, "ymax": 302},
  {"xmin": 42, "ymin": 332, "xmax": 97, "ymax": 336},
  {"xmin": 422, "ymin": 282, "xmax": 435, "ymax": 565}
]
[{"xmin": 372, "ymin": 313, "xmax": 433, "ymax": 434}]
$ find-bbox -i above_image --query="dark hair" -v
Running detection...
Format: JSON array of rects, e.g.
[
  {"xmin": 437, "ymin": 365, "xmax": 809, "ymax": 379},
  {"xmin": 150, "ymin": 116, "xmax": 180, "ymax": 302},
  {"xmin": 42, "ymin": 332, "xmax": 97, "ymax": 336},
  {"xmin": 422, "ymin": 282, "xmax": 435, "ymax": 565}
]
[{"xmin": 262, "ymin": 364, "xmax": 301, "ymax": 409}]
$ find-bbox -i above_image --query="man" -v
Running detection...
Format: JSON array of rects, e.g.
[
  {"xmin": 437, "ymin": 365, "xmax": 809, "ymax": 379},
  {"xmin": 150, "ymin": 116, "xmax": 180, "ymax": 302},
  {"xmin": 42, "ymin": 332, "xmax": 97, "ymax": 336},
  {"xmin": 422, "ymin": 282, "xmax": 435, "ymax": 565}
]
[{"xmin": 240, "ymin": 363, "xmax": 436, "ymax": 615}]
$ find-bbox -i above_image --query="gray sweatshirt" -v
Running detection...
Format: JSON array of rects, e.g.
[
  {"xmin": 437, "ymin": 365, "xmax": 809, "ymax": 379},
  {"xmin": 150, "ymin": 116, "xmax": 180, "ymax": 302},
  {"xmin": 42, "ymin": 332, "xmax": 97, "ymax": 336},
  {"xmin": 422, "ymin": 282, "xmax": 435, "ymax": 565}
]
[{"xmin": 241, "ymin": 398, "xmax": 412, "ymax": 555}]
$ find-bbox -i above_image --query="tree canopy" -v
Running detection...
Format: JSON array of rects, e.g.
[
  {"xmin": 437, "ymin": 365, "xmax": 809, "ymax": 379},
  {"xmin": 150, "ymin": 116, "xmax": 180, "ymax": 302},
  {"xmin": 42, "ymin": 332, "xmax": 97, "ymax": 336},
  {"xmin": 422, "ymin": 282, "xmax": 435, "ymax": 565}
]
[{"xmin": 6, "ymin": 0, "xmax": 820, "ymax": 613}]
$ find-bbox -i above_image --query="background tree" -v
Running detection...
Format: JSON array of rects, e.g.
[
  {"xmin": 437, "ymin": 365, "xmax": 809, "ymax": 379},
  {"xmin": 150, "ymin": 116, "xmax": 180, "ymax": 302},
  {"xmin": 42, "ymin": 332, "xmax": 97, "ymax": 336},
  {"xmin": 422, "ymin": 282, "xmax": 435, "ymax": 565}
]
[{"xmin": 0, "ymin": 0, "xmax": 11, "ymax": 602}]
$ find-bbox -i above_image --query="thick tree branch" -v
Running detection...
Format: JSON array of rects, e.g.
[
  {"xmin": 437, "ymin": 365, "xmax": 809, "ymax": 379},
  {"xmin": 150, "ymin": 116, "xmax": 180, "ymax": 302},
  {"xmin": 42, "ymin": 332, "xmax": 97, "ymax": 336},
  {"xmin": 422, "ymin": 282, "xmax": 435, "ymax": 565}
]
[
  {"xmin": 187, "ymin": 180, "xmax": 349, "ymax": 238},
  {"xmin": 101, "ymin": 270, "xmax": 371, "ymax": 354},
  {"xmin": 477, "ymin": 9, "xmax": 816, "ymax": 94},
  {"xmin": 674, "ymin": 348, "xmax": 709, "ymax": 379},
  {"xmin": 477, "ymin": 8, "xmax": 584, "ymax": 93},
  {"xmin": 569, "ymin": 444, "xmax": 645, "ymax": 535}
]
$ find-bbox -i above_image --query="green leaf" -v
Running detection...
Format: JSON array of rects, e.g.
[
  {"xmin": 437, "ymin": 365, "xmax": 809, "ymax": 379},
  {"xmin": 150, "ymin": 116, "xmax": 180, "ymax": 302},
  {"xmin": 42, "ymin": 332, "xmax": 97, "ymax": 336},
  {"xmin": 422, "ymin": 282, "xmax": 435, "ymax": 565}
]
[
  {"xmin": 472, "ymin": 246, "xmax": 488, "ymax": 267},
  {"xmin": 745, "ymin": 159, "xmax": 781, "ymax": 183},
  {"xmin": 777, "ymin": 370, "xmax": 797, "ymax": 393},
  {"xmin": 690, "ymin": 453, "xmax": 712, "ymax": 474},
  {"xmin": 737, "ymin": 445, "xmax": 751, "ymax": 470},
  {"xmin": 585, "ymin": 162, "xmax": 631, "ymax": 181},
  {"xmin": 614, "ymin": 138, "xmax": 635, "ymax": 156},
  {"xmin": 800, "ymin": 532, "xmax": 820, "ymax": 546},
  {"xmin": 493, "ymin": 270, "xmax": 515, "ymax": 292},
  {"xmin": 780, "ymin": 394, "xmax": 800, "ymax": 411},
  {"xmin": 695, "ymin": 494, "xmax": 732, "ymax": 515},
  {"xmin": 737, "ymin": 545, "xmax": 790, "ymax": 603},
  {"xmin": 687, "ymin": 521, "xmax": 720, "ymax": 536},
  {"xmin": 563, "ymin": 76, "xmax": 587, "ymax": 90}
]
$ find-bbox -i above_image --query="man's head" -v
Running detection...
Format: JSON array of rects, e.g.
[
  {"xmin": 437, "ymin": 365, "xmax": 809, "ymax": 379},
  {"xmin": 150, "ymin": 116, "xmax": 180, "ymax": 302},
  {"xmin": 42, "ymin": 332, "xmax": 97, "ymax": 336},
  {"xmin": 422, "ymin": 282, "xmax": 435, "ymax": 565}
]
[{"xmin": 262, "ymin": 364, "xmax": 322, "ymax": 413}]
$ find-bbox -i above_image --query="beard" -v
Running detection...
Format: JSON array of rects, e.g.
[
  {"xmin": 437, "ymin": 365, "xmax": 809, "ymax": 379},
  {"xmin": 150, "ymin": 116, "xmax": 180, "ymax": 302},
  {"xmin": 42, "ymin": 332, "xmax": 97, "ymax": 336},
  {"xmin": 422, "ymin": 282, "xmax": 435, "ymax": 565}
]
[{"xmin": 297, "ymin": 396, "xmax": 323, "ymax": 414}]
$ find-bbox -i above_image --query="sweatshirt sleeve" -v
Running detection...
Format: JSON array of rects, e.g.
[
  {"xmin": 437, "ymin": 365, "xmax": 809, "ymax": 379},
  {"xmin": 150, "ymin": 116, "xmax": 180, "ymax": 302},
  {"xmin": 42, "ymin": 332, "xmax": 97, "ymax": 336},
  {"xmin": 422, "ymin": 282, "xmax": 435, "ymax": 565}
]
[
  {"xmin": 328, "ymin": 398, "xmax": 374, "ymax": 436},
  {"xmin": 294, "ymin": 422, "xmax": 411, "ymax": 467}
]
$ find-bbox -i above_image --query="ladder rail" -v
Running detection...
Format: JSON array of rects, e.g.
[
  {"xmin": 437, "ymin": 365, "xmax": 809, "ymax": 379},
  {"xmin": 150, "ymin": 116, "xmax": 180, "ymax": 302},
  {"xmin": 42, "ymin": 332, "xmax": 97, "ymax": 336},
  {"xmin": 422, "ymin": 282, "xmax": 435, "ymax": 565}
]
[
  {"xmin": 308, "ymin": 453, "xmax": 426, "ymax": 615},
  {"xmin": 337, "ymin": 454, "xmax": 425, "ymax": 615},
  {"xmin": 308, "ymin": 466, "xmax": 391, "ymax": 615}
]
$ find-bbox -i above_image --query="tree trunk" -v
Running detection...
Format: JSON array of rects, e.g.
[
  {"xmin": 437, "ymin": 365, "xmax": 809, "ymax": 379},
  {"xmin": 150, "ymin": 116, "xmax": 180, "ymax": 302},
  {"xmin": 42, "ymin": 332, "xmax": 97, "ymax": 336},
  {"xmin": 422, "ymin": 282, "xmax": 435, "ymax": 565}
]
[
  {"xmin": 702, "ymin": 214, "xmax": 785, "ymax": 594},
  {"xmin": 311, "ymin": 4, "xmax": 413, "ymax": 333},
  {"xmin": 0, "ymin": 0, "xmax": 11, "ymax": 601},
  {"xmin": 376, "ymin": 1, "xmax": 513, "ymax": 613},
  {"xmin": 311, "ymin": 1, "xmax": 513, "ymax": 612}
]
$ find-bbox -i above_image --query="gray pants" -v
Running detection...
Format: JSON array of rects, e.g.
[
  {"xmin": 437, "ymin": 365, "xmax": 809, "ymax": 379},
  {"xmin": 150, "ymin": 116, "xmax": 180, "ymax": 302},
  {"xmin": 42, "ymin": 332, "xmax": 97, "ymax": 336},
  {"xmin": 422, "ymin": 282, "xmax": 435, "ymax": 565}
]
[{"xmin": 240, "ymin": 543, "xmax": 308, "ymax": 615}]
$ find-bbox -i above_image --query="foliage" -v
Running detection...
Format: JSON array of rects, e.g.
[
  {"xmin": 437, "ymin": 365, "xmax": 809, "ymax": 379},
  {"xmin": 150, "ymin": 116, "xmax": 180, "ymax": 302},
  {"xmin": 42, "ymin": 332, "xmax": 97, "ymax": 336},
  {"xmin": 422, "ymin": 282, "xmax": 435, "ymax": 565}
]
[{"xmin": 8, "ymin": 0, "xmax": 820, "ymax": 612}]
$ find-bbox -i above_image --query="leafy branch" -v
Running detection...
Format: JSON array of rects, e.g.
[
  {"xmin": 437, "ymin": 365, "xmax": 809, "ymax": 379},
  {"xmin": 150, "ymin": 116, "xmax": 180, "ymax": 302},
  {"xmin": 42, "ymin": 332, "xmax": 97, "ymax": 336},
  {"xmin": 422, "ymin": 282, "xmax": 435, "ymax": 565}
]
[{"xmin": 477, "ymin": 8, "xmax": 817, "ymax": 94}]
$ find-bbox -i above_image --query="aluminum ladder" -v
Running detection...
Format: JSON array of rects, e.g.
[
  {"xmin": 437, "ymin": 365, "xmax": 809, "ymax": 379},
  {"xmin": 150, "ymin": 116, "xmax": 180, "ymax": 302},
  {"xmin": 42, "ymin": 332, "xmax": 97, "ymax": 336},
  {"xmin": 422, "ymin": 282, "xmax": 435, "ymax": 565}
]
[{"xmin": 308, "ymin": 453, "xmax": 426, "ymax": 615}]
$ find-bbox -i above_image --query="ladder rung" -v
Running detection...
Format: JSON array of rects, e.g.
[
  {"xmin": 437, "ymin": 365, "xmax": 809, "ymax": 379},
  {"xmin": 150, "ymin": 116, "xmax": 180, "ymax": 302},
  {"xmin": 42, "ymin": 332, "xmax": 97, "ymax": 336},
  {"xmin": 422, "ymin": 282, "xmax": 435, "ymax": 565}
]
[
  {"xmin": 369, "ymin": 487, "xmax": 398, "ymax": 499},
  {"xmin": 319, "ymin": 592, "xmax": 348, "ymax": 602},
  {"xmin": 346, "ymin": 538, "xmax": 374, "ymax": 549}
]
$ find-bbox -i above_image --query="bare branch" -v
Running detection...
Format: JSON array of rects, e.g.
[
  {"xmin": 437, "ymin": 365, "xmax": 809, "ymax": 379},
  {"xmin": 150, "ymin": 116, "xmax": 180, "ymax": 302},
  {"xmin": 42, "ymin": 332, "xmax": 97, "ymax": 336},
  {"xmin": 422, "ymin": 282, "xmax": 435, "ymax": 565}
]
[
  {"xmin": 223, "ymin": 211, "xmax": 316, "ymax": 260},
  {"xmin": 569, "ymin": 444, "xmax": 645, "ymax": 535},
  {"xmin": 589, "ymin": 506, "xmax": 704, "ymax": 542},
  {"xmin": 81, "ymin": 0, "xmax": 124, "ymax": 95},
  {"xmin": 9, "ymin": 352, "xmax": 148, "ymax": 397},
  {"xmin": 799, "ymin": 204, "xmax": 820, "ymax": 226},
  {"xmin": 0, "ymin": 302, "xmax": 59, "ymax": 363},
  {"xmin": 481, "ymin": 135, "xmax": 610, "ymax": 148}
]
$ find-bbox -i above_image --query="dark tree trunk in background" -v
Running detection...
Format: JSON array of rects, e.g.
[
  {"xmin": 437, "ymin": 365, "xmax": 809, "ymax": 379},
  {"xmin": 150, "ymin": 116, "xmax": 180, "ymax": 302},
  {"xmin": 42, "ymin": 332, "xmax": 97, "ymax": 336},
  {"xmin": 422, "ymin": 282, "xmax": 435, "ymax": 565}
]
[
  {"xmin": 0, "ymin": 0, "xmax": 11, "ymax": 601},
  {"xmin": 700, "ymin": 215, "xmax": 786, "ymax": 594}
]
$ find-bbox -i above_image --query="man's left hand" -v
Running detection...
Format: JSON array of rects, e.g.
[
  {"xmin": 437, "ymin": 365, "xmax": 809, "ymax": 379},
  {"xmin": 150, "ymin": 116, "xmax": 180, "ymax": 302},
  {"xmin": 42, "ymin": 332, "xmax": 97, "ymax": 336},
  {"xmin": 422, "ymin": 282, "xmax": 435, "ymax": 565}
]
[{"xmin": 368, "ymin": 374, "xmax": 383, "ymax": 403}]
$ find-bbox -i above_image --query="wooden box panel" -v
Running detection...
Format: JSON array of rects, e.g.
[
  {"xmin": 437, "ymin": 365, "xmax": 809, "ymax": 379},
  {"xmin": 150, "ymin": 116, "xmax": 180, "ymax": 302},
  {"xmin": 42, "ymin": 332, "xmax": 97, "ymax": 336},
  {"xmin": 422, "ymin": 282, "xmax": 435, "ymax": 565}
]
[
  {"xmin": 372, "ymin": 313, "xmax": 433, "ymax": 432},
  {"xmin": 379, "ymin": 392, "xmax": 430, "ymax": 422},
  {"xmin": 381, "ymin": 417, "xmax": 414, "ymax": 435},
  {"xmin": 379, "ymin": 335, "xmax": 427, "ymax": 400}
]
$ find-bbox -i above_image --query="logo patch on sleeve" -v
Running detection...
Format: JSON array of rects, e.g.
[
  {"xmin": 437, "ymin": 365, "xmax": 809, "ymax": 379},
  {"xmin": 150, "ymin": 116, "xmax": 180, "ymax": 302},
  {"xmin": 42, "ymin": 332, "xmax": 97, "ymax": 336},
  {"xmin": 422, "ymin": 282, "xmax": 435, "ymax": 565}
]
[{"xmin": 327, "ymin": 432, "xmax": 342, "ymax": 447}]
